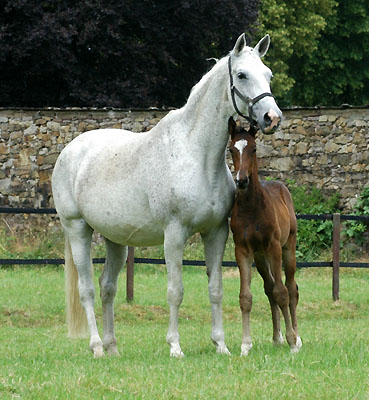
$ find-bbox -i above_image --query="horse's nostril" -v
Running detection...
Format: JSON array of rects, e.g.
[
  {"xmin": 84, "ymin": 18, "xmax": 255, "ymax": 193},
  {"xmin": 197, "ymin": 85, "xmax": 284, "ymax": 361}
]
[{"xmin": 264, "ymin": 112, "xmax": 272, "ymax": 125}]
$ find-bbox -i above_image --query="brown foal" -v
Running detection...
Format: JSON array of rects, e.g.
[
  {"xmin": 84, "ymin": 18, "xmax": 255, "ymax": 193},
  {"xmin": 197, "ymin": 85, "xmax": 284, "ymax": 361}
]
[{"xmin": 228, "ymin": 118, "xmax": 302, "ymax": 355}]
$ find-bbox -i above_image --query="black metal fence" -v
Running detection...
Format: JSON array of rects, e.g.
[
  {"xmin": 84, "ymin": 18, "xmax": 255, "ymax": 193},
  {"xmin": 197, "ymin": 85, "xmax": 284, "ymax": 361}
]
[{"xmin": 1, "ymin": 207, "xmax": 368, "ymax": 301}]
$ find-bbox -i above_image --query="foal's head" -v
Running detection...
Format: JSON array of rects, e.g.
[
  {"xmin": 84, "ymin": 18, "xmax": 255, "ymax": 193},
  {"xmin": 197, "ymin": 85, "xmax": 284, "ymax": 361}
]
[{"xmin": 228, "ymin": 118, "xmax": 257, "ymax": 190}]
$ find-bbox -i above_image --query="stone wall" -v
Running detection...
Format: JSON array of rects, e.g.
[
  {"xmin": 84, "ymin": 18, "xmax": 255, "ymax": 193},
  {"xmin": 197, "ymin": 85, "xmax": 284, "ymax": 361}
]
[{"xmin": 0, "ymin": 107, "xmax": 368, "ymax": 211}]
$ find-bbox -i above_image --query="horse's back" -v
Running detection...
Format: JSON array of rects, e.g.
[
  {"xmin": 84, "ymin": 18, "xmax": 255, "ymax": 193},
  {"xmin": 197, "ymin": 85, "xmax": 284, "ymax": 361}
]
[{"xmin": 52, "ymin": 129, "xmax": 166, "ymax": 245}]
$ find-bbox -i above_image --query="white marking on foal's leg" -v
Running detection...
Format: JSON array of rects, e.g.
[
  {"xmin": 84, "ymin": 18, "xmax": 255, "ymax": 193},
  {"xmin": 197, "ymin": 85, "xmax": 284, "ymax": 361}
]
[
  {"xmin": 290, "ymin": 336, "xmax": 302, "ymax": 354},
  {"xmin": 273, "ymin": 331, "xmax": 284, "ymax": 345},
  {"xmin": 241, "ymin": 342, "xmax": 253, "ymax": 357}
]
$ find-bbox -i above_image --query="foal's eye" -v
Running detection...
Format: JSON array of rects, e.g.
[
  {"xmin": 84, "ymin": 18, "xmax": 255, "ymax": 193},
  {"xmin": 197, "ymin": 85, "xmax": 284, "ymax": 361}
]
[{"xmin": 237, "ymin": 72, "xmax": 247, "ymax": 80}]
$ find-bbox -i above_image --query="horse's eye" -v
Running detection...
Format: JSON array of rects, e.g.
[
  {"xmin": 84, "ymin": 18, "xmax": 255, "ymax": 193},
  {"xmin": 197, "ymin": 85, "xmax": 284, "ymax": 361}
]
[
  {"xmin": 229, "ymin": 148, "xmax": 234, "ymax": 153},
  {"xmin": 253, "ymin": 148, "xmax": 256, "ymax": 154},
  {"xmin": 237, "ymin": 72, "xmax": 247, "ymax": 80}
]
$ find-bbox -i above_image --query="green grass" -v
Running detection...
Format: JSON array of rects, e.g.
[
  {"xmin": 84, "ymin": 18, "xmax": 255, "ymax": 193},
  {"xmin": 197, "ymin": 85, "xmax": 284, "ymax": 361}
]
[{"xmin": 1, "ymin": 264, "xmax": 369, "ymax": 399}]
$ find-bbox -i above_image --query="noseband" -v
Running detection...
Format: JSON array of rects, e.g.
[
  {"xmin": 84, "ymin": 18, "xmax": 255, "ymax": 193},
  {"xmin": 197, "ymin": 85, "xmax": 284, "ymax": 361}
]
[{"xmin": 228, "ymin": 56, "xmax": 274, "ymax": 131}]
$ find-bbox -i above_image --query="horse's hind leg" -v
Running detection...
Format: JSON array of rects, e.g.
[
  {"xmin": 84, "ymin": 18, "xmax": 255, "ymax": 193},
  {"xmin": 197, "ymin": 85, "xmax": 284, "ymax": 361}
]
[
  {"xmin": 254, "ymin": 254, "xmax": 283, "ymax": 346},
  {"xmin": 164, "ymin": 222, "xmax": 187, "ymax": 358},
  {"xmin": 202, "ymin": 222, "xmax": 230, "ymax": 355},
  {"xmin": 282, "ymin": 234, "xmax": 302, "ymax": 352},
  {"xmin": 235, "ymin": 244, "xmax": 254, "ymax": 356},
  {"xmin": 99, "ymin": 239, "xmax": 127, "ymax": 356},
  {"xmin": 63, "ymin": 218, "xmax": 104, "ymax": 357}
]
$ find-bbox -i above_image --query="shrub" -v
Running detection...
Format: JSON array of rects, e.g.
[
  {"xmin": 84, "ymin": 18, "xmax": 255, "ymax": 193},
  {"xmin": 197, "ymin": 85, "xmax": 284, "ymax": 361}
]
[
  {"xmin": 342, "ymin": 186, "xmax": 369, "ymax": 246},
  {"xmin": 286, "ymin": 180, "xmax": 341, "ymax": 260}
]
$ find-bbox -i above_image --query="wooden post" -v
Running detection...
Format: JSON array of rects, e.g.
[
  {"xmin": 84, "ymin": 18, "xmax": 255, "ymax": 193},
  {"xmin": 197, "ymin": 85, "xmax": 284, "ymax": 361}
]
[
  {"xmin": 126, "ymin": 246, "xmax": 135, "ymax": 302},
  {"xmin": 332, "ymin": 213, "xmax": 340, "ymax": 301}
]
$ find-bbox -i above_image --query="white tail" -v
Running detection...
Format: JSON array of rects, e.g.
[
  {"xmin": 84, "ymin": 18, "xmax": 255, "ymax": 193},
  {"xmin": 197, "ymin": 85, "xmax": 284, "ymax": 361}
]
[{"xmin": 64, "ymin": 237, "xmax": 90, "ymax": 338}]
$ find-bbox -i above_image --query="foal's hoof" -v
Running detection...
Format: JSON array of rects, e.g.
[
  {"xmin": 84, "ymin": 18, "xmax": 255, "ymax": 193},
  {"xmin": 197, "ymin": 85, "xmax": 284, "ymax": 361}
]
[
  {"xmin": 273, "ymin": 332, "xmax": 284, "ymax": 346},
  {"xmin": 290, "ymin": 336, "xmax": 302, "ymax": 354}
]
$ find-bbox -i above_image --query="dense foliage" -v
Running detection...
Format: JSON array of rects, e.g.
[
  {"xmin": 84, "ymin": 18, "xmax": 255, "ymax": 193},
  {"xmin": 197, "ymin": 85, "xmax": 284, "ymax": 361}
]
[
  {"xmin": 0, "ymin": 0, "xmax": 259, "ymax": 108},
  {"xmin": 289, "ymin": 0, "xmax": 369, "ymax": 106},
  {"xmin": 257, "ymin": 0, "xmax": 337, "ymax": 105},
  {"xmin": 286, "ymin": 180, "xmax": 341, "ymax": 260},
  {"xmin": 259, "ymin": 0, "xmax": 369, "ymax": 106}
]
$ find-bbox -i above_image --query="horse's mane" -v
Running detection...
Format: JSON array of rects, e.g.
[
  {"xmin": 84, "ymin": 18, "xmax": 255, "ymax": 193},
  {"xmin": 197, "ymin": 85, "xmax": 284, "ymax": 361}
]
[{"xmin": 184, "ymin": 56, "xmax": 228, "ymax": 109}]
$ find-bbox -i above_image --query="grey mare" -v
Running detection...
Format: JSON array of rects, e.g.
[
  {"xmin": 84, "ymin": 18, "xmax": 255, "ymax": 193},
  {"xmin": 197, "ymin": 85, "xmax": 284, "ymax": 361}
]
[{"xmin": 52, "ymin": 33, "xmax": 282, "ymax": 358}]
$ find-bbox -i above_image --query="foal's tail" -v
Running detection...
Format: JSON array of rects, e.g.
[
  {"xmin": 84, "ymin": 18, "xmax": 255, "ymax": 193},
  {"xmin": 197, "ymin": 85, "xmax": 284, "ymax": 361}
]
[{"xmin": 64, "ymin": 236, "xmax": 90, "ymax": 338}]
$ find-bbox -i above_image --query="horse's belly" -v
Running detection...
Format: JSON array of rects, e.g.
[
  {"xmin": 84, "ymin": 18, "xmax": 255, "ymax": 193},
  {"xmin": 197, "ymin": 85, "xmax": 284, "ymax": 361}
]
[{"xmin": 83, "ymin": 211, "xmax": 164, "ymax": 246}]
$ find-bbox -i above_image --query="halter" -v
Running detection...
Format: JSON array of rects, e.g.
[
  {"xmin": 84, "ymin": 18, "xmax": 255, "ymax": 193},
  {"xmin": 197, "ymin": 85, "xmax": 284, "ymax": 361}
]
[{"xmin": 228, "ymin": 56, "xmax": 274, "ymax": 131}]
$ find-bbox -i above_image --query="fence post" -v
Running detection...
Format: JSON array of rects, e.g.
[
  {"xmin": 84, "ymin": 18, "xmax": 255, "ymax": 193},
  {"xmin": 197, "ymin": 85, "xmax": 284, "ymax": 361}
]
[
  {"xmin": 332, "ymin": 213, "xmax": 341, "ymax": 301},
  {"xmin": 126, "ymin": 246, "xmax": 135, "ymax": 302}
]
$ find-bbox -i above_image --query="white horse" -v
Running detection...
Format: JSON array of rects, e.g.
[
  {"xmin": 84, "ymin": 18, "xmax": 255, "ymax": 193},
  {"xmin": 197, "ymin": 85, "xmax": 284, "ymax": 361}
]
[{"xmin": 52, "ymin": 33, "xmax": 282, "ymax": 358}]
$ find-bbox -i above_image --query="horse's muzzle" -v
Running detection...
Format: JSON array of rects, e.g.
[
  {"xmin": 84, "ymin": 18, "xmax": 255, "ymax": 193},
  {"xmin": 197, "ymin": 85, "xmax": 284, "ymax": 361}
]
[{"xmin": 262, "ymin": 109, "xmax": 281, "ymax": 134}]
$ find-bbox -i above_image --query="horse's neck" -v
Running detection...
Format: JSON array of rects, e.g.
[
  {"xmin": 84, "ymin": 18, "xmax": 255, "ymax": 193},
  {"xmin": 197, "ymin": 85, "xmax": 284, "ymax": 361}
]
[{"xmin": 177, "ymin": 58, "xmax": 232, "ymax": 166}]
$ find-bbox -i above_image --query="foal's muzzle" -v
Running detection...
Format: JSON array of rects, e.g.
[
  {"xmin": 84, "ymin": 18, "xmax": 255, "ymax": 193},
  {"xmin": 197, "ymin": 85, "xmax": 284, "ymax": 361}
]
[{"xmin": 236, "ymin": 177, "xmax": 249, "ymax": 190}]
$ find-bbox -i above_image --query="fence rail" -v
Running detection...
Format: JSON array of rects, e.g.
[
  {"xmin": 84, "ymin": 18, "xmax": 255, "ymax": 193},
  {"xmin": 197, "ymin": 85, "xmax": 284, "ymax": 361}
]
[{"xmin": 1, "ymin": 207, "xmax": 368, "ymax": 301}]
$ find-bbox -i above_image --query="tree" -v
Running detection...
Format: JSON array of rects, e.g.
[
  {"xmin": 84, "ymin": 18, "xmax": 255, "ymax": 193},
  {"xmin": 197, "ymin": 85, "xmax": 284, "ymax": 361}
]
[
  {"xmin": 0, "ymin": 0, "xmax": 260, "ymax": 108},
  {"xmin": 289, "ymin": 0, "xmax": 369, "ymax": 106},
  {"xmin": 256, "ymin": 0, "xmax": 337, "ymax": 106}
]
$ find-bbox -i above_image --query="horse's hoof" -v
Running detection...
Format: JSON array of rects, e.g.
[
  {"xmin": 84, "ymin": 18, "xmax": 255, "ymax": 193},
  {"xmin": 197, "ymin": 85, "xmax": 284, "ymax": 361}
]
[
  {"xmin": 216, "ymin": 343, "xmax": 231, "ymax": 355},
  {"xmin": 170, "ymin": 343, "xmax": 184, "ymax": 358},
  {"xmin": 170, "ymin": 349, "xmax": 185, "ymax": 358},
  {"xmin": 240, "ymin": 343, "xmax": 252, "ymax": 356},
  {"xmin": 106, "ymin": 346, "xmax": 120, "ymax": 357},
  {"xmin": 93, "ymin": 347, "xmax": 105, "ymax": 358}
]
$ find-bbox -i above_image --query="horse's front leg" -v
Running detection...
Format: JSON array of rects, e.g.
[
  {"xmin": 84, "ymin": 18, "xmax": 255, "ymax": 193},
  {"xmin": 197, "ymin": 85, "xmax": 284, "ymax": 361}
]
[
  {"xmin": 99, "ymin": 239, "xmax": 127, "ymax": 356},
  {"xmin": 202, "ymin": 222, "xmax": 230, "ymax": 355},
  {"xmin": 235, "ymin": 245, "xmax": 254, "ymax": 356},
  {"xmin": 164, "ymin": 222, "xmax": 187, "ymax": 358}
]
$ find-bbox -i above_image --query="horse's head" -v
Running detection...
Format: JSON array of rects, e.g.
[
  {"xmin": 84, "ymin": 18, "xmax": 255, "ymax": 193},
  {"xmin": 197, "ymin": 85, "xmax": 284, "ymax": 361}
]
[
  {"xmin": 228, "ymin": 34, "xmax": 282, "ymax": 134},
  {"xmin": 228, "ymin": 118, "xmax": 257, "ymax": 190}
]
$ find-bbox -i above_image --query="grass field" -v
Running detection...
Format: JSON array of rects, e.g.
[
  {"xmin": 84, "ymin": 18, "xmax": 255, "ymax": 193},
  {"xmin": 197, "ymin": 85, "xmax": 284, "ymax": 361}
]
[{"xmin": 1, "ymin": 260, "xmax": 368, "ymax": 399}]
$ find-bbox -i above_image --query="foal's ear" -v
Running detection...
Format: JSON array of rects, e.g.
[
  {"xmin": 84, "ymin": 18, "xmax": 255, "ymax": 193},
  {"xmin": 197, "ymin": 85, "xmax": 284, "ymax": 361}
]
[
  {"xmin": 228, "ymin": 117, "xmax": 236, "ymax": 137},
  {"xmin": 254, "ymin": 34, "xmax": 270, "ymax": 58},
  {"xmin": 232, "ymin": 33, "xmax": 246, "ymax": 56}
]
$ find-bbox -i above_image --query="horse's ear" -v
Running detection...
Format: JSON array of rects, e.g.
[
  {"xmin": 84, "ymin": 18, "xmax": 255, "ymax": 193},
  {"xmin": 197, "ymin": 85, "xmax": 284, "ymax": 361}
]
[
  {"xmin": 232, "ymin": 33, "xmax": 246, "ymax": 56},
  {"xmin": 228, "ymin": 117, "xmax": 236, "ymax": 137},
  {"xmin": 254, "ymin": 34, "xmax": 270, "ymax": 58}
]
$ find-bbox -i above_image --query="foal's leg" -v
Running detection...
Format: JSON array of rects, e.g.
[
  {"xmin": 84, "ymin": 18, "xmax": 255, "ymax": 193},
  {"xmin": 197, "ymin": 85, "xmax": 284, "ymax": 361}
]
[
  {"xmin": 235, "ymin": 245, "xmax": 254, "ymax": 356},
  {"xmin": 164, "ymin": 222, "xmax": 187, "ymax": 358},
  {"xmin": 99, "ymin": 238, "xmax": 127, "ymax": 356},
  {"xmin": 63, "ymin": 218, "xmax": 104, "ymax": 357},
  {"xmin": 202, "ymin": 222, "xmax": 230, "ymax": 355},
  {"xmin": 268, "ymin": 239, "xmax": 298, "ymax": 351},
  {"xmin": 282, "ymin": 234, "xmax": 302, "ymax": 352},
  {"xmin": 254, "ymin": 254, "xmax": 283, "ymax": 345}
]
